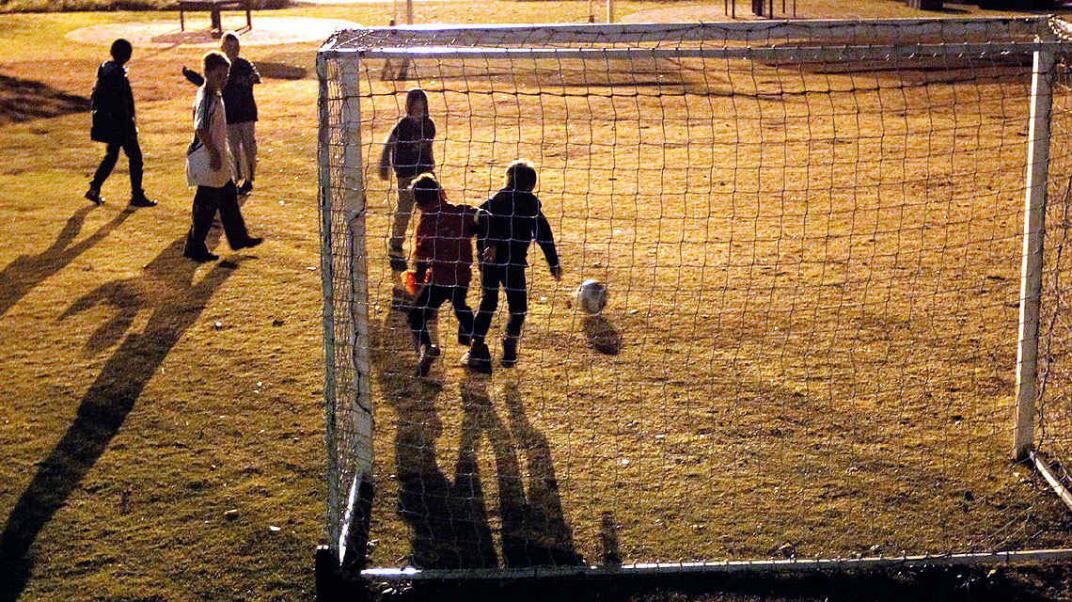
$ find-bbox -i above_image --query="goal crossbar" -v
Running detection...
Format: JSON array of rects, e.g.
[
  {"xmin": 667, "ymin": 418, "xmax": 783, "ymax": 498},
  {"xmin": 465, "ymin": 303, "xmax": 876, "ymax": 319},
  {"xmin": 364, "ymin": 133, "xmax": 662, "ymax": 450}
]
[
  {"xmin": 323, "ymin": 40, "xmax": 1067, "ymax": 62},
  {"xmin": 322, "ymin": 16, "xmax": 1055, "ymax": 49}
]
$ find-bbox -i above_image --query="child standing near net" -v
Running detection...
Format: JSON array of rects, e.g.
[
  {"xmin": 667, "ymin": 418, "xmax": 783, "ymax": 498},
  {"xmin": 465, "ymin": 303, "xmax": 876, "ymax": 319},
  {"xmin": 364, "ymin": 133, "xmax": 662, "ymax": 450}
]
[
  {"xmin": 466, "ymin": 160, "xmax": 562, "ymax": 374},
  {"xmin": 405, "ymin": 173, "xmax": 477, "ymax": 377},
  {"xmin": 379, "ymin": 89, "xmax": 436, "ymax": 273}
]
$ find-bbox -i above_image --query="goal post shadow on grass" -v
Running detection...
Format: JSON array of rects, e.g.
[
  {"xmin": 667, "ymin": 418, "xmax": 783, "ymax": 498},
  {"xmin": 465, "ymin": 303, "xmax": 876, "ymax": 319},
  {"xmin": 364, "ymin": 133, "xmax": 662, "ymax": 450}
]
[
  {"xmin": 0, "ymin": 239, "xmax": 242, "ymax": 599},
  {"xmin": 315, "ymin": 16, "xmax": 1072, "ymax": 596}
]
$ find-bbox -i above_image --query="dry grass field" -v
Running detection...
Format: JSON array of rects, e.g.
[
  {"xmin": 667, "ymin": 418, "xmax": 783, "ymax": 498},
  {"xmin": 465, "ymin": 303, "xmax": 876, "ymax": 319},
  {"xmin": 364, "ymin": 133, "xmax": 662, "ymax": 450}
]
[{"xmin": 2, "ymin": 2, "xmax": 1072, "ymax": 601}]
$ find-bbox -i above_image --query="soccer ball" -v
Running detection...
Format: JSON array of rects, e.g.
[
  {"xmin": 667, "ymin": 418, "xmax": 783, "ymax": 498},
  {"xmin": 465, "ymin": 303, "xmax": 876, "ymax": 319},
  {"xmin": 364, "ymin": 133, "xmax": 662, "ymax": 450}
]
[{"xmin": 574, "ymin": 279, "xmax": 608, "ymax": 315}]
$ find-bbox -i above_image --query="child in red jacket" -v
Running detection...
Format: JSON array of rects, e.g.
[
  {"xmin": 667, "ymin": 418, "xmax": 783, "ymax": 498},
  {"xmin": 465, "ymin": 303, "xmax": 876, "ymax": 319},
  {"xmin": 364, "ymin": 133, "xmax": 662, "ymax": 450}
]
[{"xmin": 406, "ymin": 173, "xmax": 477, "ymax": 376}]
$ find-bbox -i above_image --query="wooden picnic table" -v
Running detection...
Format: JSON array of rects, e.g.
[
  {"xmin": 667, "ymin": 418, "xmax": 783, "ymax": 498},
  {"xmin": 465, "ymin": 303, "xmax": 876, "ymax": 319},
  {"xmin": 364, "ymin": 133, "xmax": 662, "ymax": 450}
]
[{"xmin": 179, "ymin": 0, "xmax": 252, "ymax": 37}]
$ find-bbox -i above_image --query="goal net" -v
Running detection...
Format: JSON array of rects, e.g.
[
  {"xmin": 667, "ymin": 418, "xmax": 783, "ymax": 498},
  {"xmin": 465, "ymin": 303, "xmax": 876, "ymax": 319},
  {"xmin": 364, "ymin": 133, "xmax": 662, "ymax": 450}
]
[{"xmin": 317, "ymin": 17, "xmax": 1072, "ymax": 580}]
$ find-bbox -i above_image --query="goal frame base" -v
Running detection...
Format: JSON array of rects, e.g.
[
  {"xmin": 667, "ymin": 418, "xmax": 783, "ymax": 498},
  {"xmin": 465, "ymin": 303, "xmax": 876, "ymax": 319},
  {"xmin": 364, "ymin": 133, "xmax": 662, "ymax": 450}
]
[{"xmin": 314, "ymin": 546, "xmax": 1072, "ymax": 601}]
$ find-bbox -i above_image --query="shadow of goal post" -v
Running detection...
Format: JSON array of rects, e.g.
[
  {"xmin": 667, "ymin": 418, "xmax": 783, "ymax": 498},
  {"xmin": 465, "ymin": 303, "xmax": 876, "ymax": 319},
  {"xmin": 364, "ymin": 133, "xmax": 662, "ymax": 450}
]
[{"xmin": 314, "ymin": 17, "xmax": 1072, "ymax": 595}]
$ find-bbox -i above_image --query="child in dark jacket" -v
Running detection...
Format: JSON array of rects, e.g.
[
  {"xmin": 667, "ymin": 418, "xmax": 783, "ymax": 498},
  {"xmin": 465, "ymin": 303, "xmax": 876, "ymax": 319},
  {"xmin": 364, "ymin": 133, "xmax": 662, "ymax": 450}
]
[
  {"xmin": 406, "ymin": 173, "xmax": 477, "ymax": 376},
  {"xmin": 86, "ymin": 38, "xmax": 156, "ymax": 208},
  {"xmin": 379, "ymin": 89, "xmax": 437, "ymax": 272},
  {"xmin": 466, "ymin": 160, "xmax": 562, "ymax": 374}
]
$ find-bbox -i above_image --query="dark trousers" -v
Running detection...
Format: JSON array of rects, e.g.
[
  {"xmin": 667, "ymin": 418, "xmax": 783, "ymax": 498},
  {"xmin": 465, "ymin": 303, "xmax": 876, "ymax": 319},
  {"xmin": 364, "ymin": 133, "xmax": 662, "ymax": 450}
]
[
  {"xmin": 408, "ymin": 284, "xmax": 475, "ymax": 348},
  {"xmin": 184, "ymin": 181, "xmax": 251, "ymax": 257},
  {"xmin": 472, "ymin": 264, "xmax": 528, "ymax": 343},
  {"xmin": 91, "ymin": 135, "xmax": 143, "ymax": 194}
]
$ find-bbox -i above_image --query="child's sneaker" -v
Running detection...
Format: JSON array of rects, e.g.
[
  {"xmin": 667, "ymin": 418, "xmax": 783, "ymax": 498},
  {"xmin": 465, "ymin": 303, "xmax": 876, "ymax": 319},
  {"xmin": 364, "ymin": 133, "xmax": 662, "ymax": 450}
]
[
  {"xmin": 501, "ymin": 335, "xmax": 519, "ymax": 368},
  {"xmin": 416, "ymin": 344, "xmax": 441, "ymax": 377},
  {"xmin": 466, "ymin": 342, "xmax": 493, "ymax": 374}
]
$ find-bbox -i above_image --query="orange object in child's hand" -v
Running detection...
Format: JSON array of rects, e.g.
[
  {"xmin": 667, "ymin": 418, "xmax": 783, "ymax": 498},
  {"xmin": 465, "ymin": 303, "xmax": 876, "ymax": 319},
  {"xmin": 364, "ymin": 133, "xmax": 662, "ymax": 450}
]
[{"xmin": 403, "ymin": 270, "xmax": 420, "ymax": 297}]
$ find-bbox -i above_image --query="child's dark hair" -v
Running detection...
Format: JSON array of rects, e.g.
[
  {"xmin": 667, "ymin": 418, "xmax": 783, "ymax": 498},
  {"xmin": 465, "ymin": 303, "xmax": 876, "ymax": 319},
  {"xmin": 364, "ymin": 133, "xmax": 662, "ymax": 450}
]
[
  {"xmin": 110, "ymin": 39, "xmax": 133, "ymax": 63},
  {"xmin": 405, "ymin": 89, "xmax": 429, "ymax": 119},
  {"xmin": 410, "ymin": 172, "xmax": 440, "ymax": 207},
  {"xmin": 505, "ymin": 160, "xmax": 537, "ymax": 192},
  {"xmin": 203, "ymin": 50, "xmax": 231, "ymax": 74}
]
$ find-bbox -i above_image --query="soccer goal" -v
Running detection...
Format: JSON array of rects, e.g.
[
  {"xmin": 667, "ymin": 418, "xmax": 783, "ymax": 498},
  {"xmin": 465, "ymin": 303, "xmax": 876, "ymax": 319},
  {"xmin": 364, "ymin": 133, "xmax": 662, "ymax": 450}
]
[{"xmin": 315, "ymin": 17, "xmax": 1072, "ymax": 589}]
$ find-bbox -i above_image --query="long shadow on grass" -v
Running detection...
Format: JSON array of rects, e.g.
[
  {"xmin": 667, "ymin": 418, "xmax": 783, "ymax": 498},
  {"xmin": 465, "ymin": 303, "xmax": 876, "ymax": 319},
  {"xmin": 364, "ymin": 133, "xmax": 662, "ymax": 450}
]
[
  {"xmin": 0, "ymin": 239, "xmax": 239, "ymax": 601},
  {"xmin": 0, "ymin": 206, "xmax": 133, "ymax": 319},
  {"xmin": 0, "ymin": 74, "xmax": 89, "ymax": 126},
  {"xmin": 373, "ymin": 310, "xmax": 582, "ymax": 569}
]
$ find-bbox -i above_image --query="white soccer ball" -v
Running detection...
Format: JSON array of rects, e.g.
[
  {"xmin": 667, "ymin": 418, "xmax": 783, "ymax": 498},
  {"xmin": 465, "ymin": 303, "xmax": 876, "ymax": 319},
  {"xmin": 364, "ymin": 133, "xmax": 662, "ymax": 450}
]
[{"xmin": 574, "ymin": 279, "xmax": 608, "ymax": 315}]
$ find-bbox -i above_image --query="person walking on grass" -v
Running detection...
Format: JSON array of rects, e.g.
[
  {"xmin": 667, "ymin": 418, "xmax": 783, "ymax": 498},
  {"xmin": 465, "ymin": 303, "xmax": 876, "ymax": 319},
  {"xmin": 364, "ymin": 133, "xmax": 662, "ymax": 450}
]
[
  {"xmin": 85, "ymin": 38, "xmax": 156, "ymax": 208},
  {"xmin": 465, "ymin": 160, "xmax": 562, "ymax": 374},
  {"xmin": 404, "ymin": 173, "xmax": 477, "ymax": 377},
  {"xmin": 181, "ymin": 31, "xmax": 261, "ymax": 196},
  {"xmin": 183, "ymin": 51, "xmax": 263, "ymax": 263},
  {"xmin": 379, "ymin": 88, "xmax": 436, "ymax": 272}
]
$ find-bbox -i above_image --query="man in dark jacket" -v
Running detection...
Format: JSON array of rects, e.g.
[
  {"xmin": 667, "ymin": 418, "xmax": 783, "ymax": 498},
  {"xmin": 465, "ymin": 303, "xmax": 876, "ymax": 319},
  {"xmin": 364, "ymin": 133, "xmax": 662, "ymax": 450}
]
[{"xmin": 86, "ymin": 39, "xmax": 156, "ymax": 208}]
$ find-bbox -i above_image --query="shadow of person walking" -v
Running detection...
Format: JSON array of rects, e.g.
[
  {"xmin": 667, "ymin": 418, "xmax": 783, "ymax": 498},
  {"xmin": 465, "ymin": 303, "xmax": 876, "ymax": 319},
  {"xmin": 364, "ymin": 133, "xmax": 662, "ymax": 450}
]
[
  {"xmin": 0, "ymin": 206, "xmax": 133, "ymax": 319},
  {"xmin": 367, "ymin": 309, "xmax": 582, "ymax": 573},
  {"xmin": 474, "ymin": 382, "xmax": 584, "ymax": 568},
  {"xmin": 374, "ymin": 310, "xmax": 498, "ymax": 570},
  {"xmin": 0, "ymin": 238, "xmax": 240, "ymax": 601}
]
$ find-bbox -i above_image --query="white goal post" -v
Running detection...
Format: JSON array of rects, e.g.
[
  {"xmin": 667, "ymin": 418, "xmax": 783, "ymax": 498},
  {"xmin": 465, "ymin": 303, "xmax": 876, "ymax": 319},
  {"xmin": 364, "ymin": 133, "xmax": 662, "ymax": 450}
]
[{"xmin": 316, "ymin": 17, "xmax": 1072, "ymax": 588}]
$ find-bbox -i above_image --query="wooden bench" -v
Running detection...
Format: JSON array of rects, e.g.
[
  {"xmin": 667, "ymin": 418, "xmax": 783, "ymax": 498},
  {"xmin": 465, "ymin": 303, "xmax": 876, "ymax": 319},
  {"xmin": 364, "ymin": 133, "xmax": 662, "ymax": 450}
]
[{"xmin": 179, "ymin": 0, "xmax": 252, "ymax": 38}]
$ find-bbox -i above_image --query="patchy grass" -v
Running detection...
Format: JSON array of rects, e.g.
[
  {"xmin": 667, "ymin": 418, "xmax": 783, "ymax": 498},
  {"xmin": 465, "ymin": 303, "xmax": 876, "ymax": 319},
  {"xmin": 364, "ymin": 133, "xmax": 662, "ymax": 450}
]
[{"xmin": 0, "ymin": 3, "xmax": 1071, "ymax": 602}]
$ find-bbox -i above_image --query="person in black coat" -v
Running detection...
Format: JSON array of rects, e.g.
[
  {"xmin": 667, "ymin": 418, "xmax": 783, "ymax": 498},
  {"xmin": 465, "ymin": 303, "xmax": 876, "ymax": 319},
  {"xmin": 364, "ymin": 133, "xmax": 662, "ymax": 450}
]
[
  {"xmin": 465, "ymin": 160, "xmax": 562, "ymax": 374},
  {"xmin": 86, "ymin": 39, "xmax": 156, "ymax": 208}
]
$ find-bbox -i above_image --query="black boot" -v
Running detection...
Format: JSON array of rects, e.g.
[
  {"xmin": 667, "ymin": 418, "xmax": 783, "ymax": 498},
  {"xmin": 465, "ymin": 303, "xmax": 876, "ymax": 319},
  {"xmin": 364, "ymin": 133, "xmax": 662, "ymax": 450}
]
[
  {"xmin": 465, "ymin": 341, "xmax": 493, "ymax": 375},
  {"xmin": 84, "ymin": 186, "xmax": 104, "ymax": 206},
  {"xmin": 501, "ymin": 335, "xmax": 519, "ymax": 368},
  {"xmin": 232, "ymin": 236, "xmax": 263, "ymax": 251},
  {"xmin": 129, "ymin": 191, "xmax": 157, "ymax": 208}
]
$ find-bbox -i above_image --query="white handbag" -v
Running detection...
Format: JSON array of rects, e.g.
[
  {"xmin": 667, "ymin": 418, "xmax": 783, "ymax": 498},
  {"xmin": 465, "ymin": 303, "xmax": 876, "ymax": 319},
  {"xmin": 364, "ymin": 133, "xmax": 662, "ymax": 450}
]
[
  {"xmin": 186, "ymin": 141, "xmax": 210, "ymax": 187},
  {"xmin": 186, "ymin": 140, "xmax": 231, "ymax": 188}
]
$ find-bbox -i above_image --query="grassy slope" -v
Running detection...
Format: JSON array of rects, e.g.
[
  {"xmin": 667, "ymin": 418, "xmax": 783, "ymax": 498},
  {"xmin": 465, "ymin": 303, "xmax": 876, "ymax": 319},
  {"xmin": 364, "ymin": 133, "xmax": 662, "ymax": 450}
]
[{"xmin": 0, "ymin": 2, "xmax": 1070, "ymax": 601}]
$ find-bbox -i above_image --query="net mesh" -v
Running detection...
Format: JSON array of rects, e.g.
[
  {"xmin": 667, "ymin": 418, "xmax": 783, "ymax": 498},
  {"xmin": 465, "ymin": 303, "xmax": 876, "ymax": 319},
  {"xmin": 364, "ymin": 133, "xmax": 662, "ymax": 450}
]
[
  {"xmin": 318, "ymin": 18, "xmax": 1072, "ymax": 573},
  {"xmin": 1038, "ymin": 46, "xmax": 1072, "ymax": 518}
]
